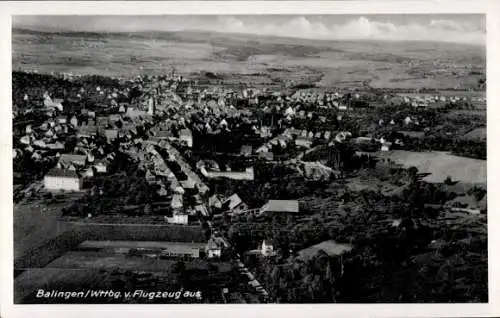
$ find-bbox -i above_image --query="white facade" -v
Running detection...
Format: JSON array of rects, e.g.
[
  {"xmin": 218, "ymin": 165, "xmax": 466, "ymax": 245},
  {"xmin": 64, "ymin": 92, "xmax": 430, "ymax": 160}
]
[
  {"xmin": 207, "ymin": 248, "xmax": 222, "ymax": 258},
  {"xmin": 44, "ymin": 175, "xmax": 83, "ymax": 191},
  {"xmin": 168, "ymin": 214, "xmax": 188, "ymax": 225},
  {"xmin": 95, "ymin": 163, "xmax": 107, "ymax": 173}
]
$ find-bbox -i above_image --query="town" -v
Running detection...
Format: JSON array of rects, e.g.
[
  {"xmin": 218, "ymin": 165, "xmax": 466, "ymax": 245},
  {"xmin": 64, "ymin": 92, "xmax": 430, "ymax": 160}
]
[{"xmin": 13, "ymin": 64, "xmax": 486, "ymax": 304}]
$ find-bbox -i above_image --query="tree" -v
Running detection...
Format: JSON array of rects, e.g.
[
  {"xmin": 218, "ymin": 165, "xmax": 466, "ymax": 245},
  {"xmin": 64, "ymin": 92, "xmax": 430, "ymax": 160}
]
[
  {"xmin": 172, "ymin": 261, "xmax": 186, "ymax": 274},
  {"xmin": 444, "ymin": 176, "xmax": 453, "ymax": 185},
  {"xmin": 408, "ymin": 166, "xmax": 418, "ymax": 182}
]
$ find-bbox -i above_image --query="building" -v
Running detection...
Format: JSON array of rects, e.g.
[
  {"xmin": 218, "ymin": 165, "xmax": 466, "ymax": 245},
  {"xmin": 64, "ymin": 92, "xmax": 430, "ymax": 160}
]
[
  {"xmin": 206, "ymin": 237, "xmax": 222, "ymax": 259},
  {"xmin": 295, "ymin": 137, "xmax": 313, "ymax": 149},
  {"xmin": 77, "ymin": 125, "xmax": 98, "ymax": 138},
  {"xmin": 171, "ymin": 193, "xmax": 184, "ymax": 211},
  {"xmin": 57, "ymin": 116, "xmax": 67, "ymax": 124},
  {"xmin": 223, "ymin": 194, "xmax": 248, "ymax": 213},
  {"xmin": 148, "ymin": 96, "xmax": 156, "ymax": 115},
  {"xmin": 167, "ymin": 214, "xmax": 189, "ymax": 225},
  {"xmin": 381, "ymin": 142, "xmax": 392, "ymax": 152},
  {"xmin": 159, "ymin": 242, "xmax": 207, "ymax": 259},
  {"xmin": 58, "ymin": 153, "xmax": 86, "ymax": 167},
  {"xmin": 203, "ymin": 166, "xmax": 255, "ymax": 181},
  {"xmin": 194, "ymin": 204, "xmax": 209, "ymax": 217},
  {"xmin": 179, "ymin": 128, "xmax": 193, "ymax": 148},
  {"xmin": 261, "ymin": 240, "xmax": 275, "ymax": 257},
  {"xmin": 262, "ymin": 200, "xmax": 300, "ymax": 214},
  {"xmin": 20, "ymin": 135, "xmax": 31, "ymax": 145},
  {"xmin": 94, "ymin": 160, "xmax": 108, "ymax": 173},
  {"xmin": 240, "ymin": 145, "xmax": 252, "ymax": 156},
  {"xmin": 209, "ymin": 195, "xmax": 223, "ymax": 210},
  {"xmin": 298, "ymin": 240, "xmax": 353, "ymax": 261},
  {"xmin": 46, "ymin": 141, "xmax": 65, "ymax": 150},
  {"xmin": 44, "ymin": 96, "xmax": 64, "ymax": 111},
  {"xmin": 44, "ymin": 168, "xmax": 83, "ymax": 191},
  {"xmin": 104, "ymin": 129, "xmax": 119, "ymax": 141},
  {"xmin": 259, "ymin": 151, "xmax": 274, "ymax": 161}
]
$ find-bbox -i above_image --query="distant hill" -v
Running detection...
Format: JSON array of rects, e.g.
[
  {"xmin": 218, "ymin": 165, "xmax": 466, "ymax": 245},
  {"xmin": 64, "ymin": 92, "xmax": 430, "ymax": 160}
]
[{"xmin": 12, "ymin": 27, "xmax": 486, "ymax": 90}]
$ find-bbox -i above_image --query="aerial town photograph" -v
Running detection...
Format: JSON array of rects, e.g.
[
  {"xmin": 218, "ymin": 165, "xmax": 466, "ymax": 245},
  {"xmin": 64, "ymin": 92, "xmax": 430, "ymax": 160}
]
[{"xmin": 12, "ymin": 14, "xmax": 487, "ymax": 304}]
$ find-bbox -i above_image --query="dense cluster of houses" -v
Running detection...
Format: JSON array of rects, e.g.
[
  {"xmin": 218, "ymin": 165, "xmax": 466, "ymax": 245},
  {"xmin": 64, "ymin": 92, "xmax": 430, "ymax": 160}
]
[{"xmin": 389, "ymin": 93, "xmax": 486, "ymax": 108}]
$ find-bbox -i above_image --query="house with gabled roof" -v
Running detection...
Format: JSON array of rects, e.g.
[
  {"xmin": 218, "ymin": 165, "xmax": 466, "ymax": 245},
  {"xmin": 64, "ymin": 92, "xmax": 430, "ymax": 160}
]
[
  {"xmin": 222, "ymin": 193, "xmax": 248, "ymax": 213},
  {"xmin": 44, "ymin": 168, "xmax": 83, "ymax": 191}
]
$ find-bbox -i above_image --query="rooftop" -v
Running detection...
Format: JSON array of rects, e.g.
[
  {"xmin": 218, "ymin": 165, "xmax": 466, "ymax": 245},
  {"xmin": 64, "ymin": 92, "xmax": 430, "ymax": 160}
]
[
  {"xmin": 59, "ymin": 153, "xmax": 86, "ymax": 162},
  {"xmin": 297, "ymin": 240, "xmax": 354, "ymax": 260},
  {"xmin": 224, "ymin": 193, "xmax": 243, "ymax": 210},
  {"xmin": 45, "ymin": 168, "xmax": 80, "ymax": 179},
  {"xmin": 264, "ymin": 200, "xmax": 299, "ymax": 213},
  {"xmin": 179, "ymin": 128, "xmax": 192, "ymax": 137}
]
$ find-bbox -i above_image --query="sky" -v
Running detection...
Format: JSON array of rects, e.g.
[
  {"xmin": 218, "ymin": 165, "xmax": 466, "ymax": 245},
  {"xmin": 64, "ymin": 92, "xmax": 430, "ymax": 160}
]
[{"xmin": 12, "ymin": 15, "xmax": 486, "ymax": 45}]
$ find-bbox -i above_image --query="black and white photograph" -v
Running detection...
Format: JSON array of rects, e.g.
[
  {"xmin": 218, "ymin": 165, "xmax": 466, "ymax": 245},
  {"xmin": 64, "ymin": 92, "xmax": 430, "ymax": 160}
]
[{"xmin": 4, "ymin": 1, "xmax": 496, "ymax": 312}]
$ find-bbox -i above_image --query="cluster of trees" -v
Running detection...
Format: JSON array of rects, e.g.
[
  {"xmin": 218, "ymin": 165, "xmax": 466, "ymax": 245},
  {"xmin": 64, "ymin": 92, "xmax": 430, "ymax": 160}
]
[
  {"xmin": 402, "ymin": 136, "xmax": 486, "ymax": 160},
  {"xmin": 13, "ymin": 71, "xmax": 133, "ymax": 113},
  {"xmin": 63, "ymin": 155, "xmax": 156, "ymax": 217},
  {"xmin": 13, "ymin": 152, "xmax": 58, "ymax": 186},
  {"xmin": 13, "ymin": 71, "xmax": 76, "ymax": 107},
  {"xmin": 250, "ymin": 252, "xmax": 344, "ymax": 303},
  {"xmin": 63, "ymin": 173, "xmax": 154, "ymax": 217},
  {"xmin": 467, "ymin": 186, "xmax": 487, "ymax": 202},
  {"xmin": 191, "ymin": 123, "xmax": 263, "ymax": 155}
]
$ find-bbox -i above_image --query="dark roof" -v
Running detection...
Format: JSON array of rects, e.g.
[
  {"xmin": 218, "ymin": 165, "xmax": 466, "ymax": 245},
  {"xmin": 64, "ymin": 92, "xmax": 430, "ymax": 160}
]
[
  {"xmin": 77, "ymin": 125, "xmax": 99, "ymax": 136},
  {"xmin": 59, "ymin": 153, "xmax": 86, "ymax": 163},
  {"xmin": 154, "ymin": 130, "xmax": 172, "ymax": 138},
  {"xmin": 46, "ymin": 168, "xmax": 80, "ymax": 179},
  {"xmin": 240, "ymin": 145, "xmax": 252, "ymax": 154}
]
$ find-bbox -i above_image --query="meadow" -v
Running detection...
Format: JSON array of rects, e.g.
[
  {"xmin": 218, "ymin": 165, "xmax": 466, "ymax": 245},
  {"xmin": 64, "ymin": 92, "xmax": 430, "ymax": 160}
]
[{"xmin": 377, "ymin": 150, "xmax": 486, "ymax": 184}]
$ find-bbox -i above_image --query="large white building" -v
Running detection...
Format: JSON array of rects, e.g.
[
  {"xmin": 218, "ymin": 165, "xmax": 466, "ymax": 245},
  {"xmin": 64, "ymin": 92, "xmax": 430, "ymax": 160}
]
[
  {"xmin": 167, "ymin": 214, "xmax": 188, "ymax": 225},
  {"xmin": 44, "ymin": 168, "xmax": 83, "ymax": 191}
]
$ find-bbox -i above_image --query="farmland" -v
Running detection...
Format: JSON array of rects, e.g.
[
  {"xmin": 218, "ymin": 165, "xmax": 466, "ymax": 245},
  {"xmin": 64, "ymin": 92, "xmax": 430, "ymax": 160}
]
[
  {"xmin": 15, "ymin": 233, "xmax": 233, "ymax": 304},
  {"xmin": 46, "ymin": 250, "xmax": 232, "ymax": 272},
  {"xmin": 13, "ymin": 28, "xmax": 485, "ymax": 90},
  {"xmin": 14, "ymin": 223, "xmax": 206, "ymax": 269},
  {"xmin": 14, "ymin": 193, "xmax": 83, "ymax": 260},
  {"xmin": 377, "ymin": 150, "xmax": 486, "ymax": 183}
]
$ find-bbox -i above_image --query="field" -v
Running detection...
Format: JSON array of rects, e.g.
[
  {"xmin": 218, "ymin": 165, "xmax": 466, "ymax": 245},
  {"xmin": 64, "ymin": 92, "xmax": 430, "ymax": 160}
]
[
  {"xmin": 463, "ymin": 127, "xmax": 487, "ymax": 141},
  {"xmin": 377, "ymin": 150, "xmax": 486, "ymax": 184},
  {"xmin": 14, "ymin": 192, "xmax": 84, "ymax": 260},
  {"xmin": 14, "ymin": 223, "xmax": 206, "ymax": 269},
  {"xmin": 46, "ymin": 250, "xmax": 232, "ymax": 272},
  {"xmin": 12, "ymin": 29, "xmax": 485, "ymax": 90},
  {"xmin": 15, "ymin": 236, "xmax": 233, "ymax": 304}
]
